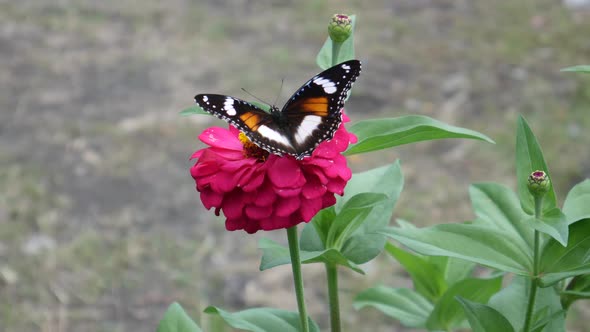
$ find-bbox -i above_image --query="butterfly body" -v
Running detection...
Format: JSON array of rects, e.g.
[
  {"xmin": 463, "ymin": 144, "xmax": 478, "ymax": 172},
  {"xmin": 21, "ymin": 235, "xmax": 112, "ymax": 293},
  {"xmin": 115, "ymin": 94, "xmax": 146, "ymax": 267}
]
[{"xmin": 195, "ymin": 60, "xmax": 361, "ymax": 160}]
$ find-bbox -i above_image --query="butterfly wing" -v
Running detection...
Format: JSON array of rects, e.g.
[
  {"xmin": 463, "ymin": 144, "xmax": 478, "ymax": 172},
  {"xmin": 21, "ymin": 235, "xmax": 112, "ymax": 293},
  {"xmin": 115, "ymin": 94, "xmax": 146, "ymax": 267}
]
[
  {"xmin": 195, "ymin": 94, "xmax": 298, "ymax": 156},
  {"xmin": 280, "ymin": 60, "xmax": 362, "ymax": 159}
]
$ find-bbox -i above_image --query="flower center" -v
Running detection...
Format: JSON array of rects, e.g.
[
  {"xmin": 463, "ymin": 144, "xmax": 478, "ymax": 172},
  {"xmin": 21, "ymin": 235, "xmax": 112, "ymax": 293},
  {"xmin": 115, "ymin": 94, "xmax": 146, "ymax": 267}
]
[{"xmin": 239, "ymin": 132, "xmax": 269, "ymax": 162}]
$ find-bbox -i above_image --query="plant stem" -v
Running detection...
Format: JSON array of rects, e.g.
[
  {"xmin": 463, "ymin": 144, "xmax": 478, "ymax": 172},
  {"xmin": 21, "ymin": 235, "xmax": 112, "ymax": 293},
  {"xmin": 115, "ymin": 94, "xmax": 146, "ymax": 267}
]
[
  {"xmin": 332, "ymin": 42, "xmax": 342, "ymax": 66},
  {"xmin": 326, "ymin": 263, "xmax": 341, "ymax": 332},
  {"xmin": 287, "ymin": 226, "xmax": 309, "ymax": 332},
  {"xmin": 523, "ymin": 196, "xmax": 543, "ymax": 332}
]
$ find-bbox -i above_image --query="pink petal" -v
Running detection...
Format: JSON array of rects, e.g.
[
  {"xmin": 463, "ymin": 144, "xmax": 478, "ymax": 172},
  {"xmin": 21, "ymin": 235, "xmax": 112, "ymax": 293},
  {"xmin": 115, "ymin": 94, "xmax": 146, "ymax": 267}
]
[
  {"xmin": 302, "ymin": 176, "xmax": 327, "ymax": 199},
  {"xmin": 300, "ymin": 197, "xmax": 323, "ymax": 221},
  {"xmin": 326, "ymin": 177, "xmax": 347, "ymax": 195},
  {"xmin": 210, "ymin": 172, "xmax": 238, "ymax": 193},
  {"xmin": 242, "ymin": 169, "xmax": 266, "ymax": 192},
  {"xmin": 200, "ymin": 189, "xmax": 223, "ymax": 209},
  {"xmin": 190, "ymin": 149, "xmax": 204, "ymax": 160},
  {"xmin": 199, "ymin": 127, "xmax": 242, "ymax": 150},
  {"xmin": 260, "ymin": 216, "xmax": 291, "ymax": 231},
  {"xmin": 244, "ymin": 218, "xmax": 262, "ymax": 234},
  {"xmin": 275, "ymin": 196, "xmax": 300, "ymax": 217},
  {"xmin": 221, "ymin": 191, "xmax": 246, "ymax": 219},
  {"xmin": 268, "ymin": 157, "xmax": 303, "ymax": 188},
  {"xmin": 254, "ymin": 183, "xmax": 277, "ymax": 206},
  {"xmin": 322, "ymin": 194, "xmax": 337, "ymax": 208},
  {"xmin": 226, "ymin": 217, "xmax": 245, "ymax": 231},
  {"xmin": 221, "ymin": 158, "xmax": 256, "ymax": 172},
  {"xmin": 275, "ymin": 187, "xmax": 302, "ymax": 197},
  {"xmin": 245, "ymin": 205, "xmax": 273, "ymax": 219},
  {"xmin": 191, "ymin": 160, "xmax": 219, "ymax": 178}
]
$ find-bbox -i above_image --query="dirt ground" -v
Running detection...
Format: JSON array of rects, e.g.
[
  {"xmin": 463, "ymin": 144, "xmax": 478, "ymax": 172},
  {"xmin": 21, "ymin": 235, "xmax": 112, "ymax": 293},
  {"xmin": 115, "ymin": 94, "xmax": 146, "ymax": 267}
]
[{"xmin": 1, "ymin": 0, "xmax": 590, "ymax": 331}]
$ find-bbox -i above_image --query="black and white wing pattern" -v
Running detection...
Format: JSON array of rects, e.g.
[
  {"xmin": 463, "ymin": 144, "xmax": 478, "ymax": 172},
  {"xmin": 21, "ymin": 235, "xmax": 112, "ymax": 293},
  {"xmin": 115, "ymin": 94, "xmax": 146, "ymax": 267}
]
[{"xmin": 194, "ymin": 60, "xmax": 361, "ymax": 160}]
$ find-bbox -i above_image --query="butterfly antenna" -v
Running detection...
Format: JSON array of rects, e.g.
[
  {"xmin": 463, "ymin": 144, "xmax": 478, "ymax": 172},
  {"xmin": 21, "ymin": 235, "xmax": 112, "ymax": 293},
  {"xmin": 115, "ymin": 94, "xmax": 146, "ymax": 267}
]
[
  {"xmin": 272, "ymin": 78, "xmax": 284, "ymax": 107},
  {"xmin": 241, "ymin": 88, "xmax": 271, "ymax": 106}
]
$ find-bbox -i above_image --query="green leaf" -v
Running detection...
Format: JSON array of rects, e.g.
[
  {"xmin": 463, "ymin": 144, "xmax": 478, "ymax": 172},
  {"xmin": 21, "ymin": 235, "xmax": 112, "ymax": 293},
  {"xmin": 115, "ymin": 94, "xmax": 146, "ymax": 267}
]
[
  {"xmin": 426, "ymin": 276, "xmax": 502, "ymax": 330},
  {"xmin": 515, "ymin": 115, "xmax": 557, "ymax": 215},
  {"xmin": 353, "ymin": 286, "xmax": 433, "ymax": 328},
  {"xmin": 180, "ymin": 106, "xmax": 209, "ymax": 116},
  {"xmin": 204, "ymin": 306, "xmax": 320, "ymax": 332},
  {"xmin": 304, "ymin": 161, "xmax": 404, "ymax": 264},
  {"xmin": 428, "ymin": 256, "xmax": 475, "ymax": 286},
  {"xmin": 249, "ymin": 101, "xmax": 271, "ymax": 112},
  {"xmin": 530, "ymin": 310, "xmax": 566, "ymax": 332},
  {"xmin": 456, "ymin": 297, "xmax": 515, "ymax": 332},
  {"xmin": 561, "ymin": 65, "xmax": 590, "ymax": 73},
  {"xmin": 345, "ymin": 115, "xmax": 494, "ymax": 156},
  {"xmin": 300, "ymin": 221, "xmax": 326, "ymax": 252},
  {"xmin": 339, "ymin": 233, "xmax": 386, "ymax": 265},
  {"xmin": 382, "ymin": 224, "xmax": 532, "ymax": 275},
  {"xmin": 489, "ymin": 276, "xmax": 565, "ymax": 332},
  {"xmin": 563, "ymin": 179, "xmax": 590, "ymax": 224},
  {"xmin": 560, "ymin": 274, "xmax": 590, "ymax": 308},
  {"xmin": 316, "ymin": 15, "xmax": 356, "ymax": 69},
  {"xmin": 469, "ymin": 183, "xmax": 533, "ymax": 247},
  {"xmin": 258, "ymin": 238, "xmax": 363, "ymax": 274},
  {"xmin": 540, "ymin": 219, "xmax": 590, "ymax": 286},
  {"xmin": 523, "ymin": 208, "xmax": 569, "ymax": 246},
  {"xmin": 157, "ymin": 302, "xmax": 202, "ymax": 332},
  {"xmin": 385, "ymin": 243, "xmax": 446, "ymax": 301},
  {"xmin": 305, "ymin": 206, "xmax": 336, "ymax": 249},
  {"xmin": 326, "ymin": 192, "xmax": 388, "ymax": 248}
]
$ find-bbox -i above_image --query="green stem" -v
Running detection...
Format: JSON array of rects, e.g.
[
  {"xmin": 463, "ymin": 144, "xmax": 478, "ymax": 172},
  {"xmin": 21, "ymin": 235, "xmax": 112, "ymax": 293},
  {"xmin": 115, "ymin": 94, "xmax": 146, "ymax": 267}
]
[
  {"xmin": 331, "ymin": 42, "xmax": 342, "ymax": 66},
  {"xmin": 326, "ymin": 263, "xmax": 341, "ymax": 332},
  {"xmin": 523, "ymin": 196, "xmax": 544, "ymax": 332},
  {"xmin": 287, "ymin": 226, "xmax": 309, "ymax": 332}
]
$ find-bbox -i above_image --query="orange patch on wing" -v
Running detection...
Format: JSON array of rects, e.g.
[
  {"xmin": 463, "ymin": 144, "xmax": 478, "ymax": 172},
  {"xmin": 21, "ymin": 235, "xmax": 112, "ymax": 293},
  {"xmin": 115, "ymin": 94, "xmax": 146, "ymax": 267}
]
[
  {"xmin": 240, "ymin": 112, "xmax": 262, "ymax": 130},
  {"xmin": 301, "ymin": 97, "xmax": 328, "ymax": 116}
]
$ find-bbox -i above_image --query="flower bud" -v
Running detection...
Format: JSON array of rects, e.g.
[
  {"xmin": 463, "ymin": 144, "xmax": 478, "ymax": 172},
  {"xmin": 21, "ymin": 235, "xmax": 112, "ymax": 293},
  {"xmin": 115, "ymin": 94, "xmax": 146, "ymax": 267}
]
[
  {"xmin": 527, "ymin": 170, "xmax": 550, "ymax": 197},
  {"xmin": 328, "ymin": 14, "xmax": 352, "ymax": 43}
]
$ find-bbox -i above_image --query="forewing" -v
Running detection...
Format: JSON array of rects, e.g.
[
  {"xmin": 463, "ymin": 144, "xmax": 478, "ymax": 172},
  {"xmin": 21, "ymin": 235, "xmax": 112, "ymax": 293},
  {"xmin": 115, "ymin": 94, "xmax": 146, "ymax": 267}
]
[
  {"xmin": 280, "ymin": 60, "xmax": 362, "ymax": 158},
  {"xmin": 195, "ymin": 94, "xmax": 297, "ymax": 156}
]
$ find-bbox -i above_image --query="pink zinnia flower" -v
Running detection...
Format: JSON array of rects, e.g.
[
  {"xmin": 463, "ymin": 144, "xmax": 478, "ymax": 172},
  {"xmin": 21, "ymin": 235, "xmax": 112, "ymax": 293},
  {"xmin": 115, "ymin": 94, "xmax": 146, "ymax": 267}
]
[{"xmin": 190, "ymin": 113, "xmax": 357, "ymax": 233}]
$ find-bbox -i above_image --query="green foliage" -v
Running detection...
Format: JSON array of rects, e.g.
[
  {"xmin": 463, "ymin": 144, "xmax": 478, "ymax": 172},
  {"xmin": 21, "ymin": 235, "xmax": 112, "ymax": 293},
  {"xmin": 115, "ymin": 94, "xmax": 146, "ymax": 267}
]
[
  {"xmin": 563, "ymin": 180, "xmax": 590, "ymax": 224},
  {"xmin": 355, "ymin": 244, "xmax": 500, "ymax": 330},
  {"xmin": 523, "ymin": 208, "xmax": 568, "ymax": 246},
  {"xmin": 540, "ymin": 220, "xmax": 590, "ymax": 286},
  {"xmin": 180, "ymin": 106, "xmax": 208, "ymax": 116},
  {"xmin": 457, "ymin": 297, "xmax": 515, "ymax": 332},
  {"xmin": 426, "ymin": 276, "xmax": 502, "ymax": 330},
  {"xmin": 204, "ymin": 306, "xmax": 320, "ymax": 332},
  {"xmin": 488, "ymin": 277, "xmax": 565, "ymax": 332},
  {"xmin": 385, "ymin": 243, "xmax": 447, "ymax": 302},
  {"xmin": 157, "ymin": 303, "xmax": 202, "ymax": 332},
  {"xmin": 560, "ymin": 274, "xmax": 590, "ymax": 309},
  {"xmin": 354, "ymin": 287, "xmax": 432, "ymax": 328},
  {"xmin": 561, "ymin": 65, "xmax": 590, "ymax": 73},
  {"xmin": 345, "ymin": 115, "xmax": 494, "ymax": 156},
  {"xmin": 515, "ymin": 115, "xmax": 557, "ymax": 214},
  {"xmin": 259, "ymin": 162, "xmax": 403, "ymax": 272},
  {"xmin": 383, "ymin": 221, "xmax": 532, "ymax": 275}
]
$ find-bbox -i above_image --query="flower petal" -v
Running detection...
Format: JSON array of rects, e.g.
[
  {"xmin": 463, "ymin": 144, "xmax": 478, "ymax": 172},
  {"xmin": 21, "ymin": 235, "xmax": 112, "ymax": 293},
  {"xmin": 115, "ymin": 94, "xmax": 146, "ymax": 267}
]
[
  {"xmin": 199, "ymin": 127, "xmax": 242, "ymax": 150},
  {"xmin": 275, "ymin": 196, "xmax": 300, "ymax": 217},
  {"xmin": 245, "ymin": 205, "xmax": 273, "ymax": 219},
  {"xmin": 268, "ymin": 157, "xmax": 304, "ymax": 188}
]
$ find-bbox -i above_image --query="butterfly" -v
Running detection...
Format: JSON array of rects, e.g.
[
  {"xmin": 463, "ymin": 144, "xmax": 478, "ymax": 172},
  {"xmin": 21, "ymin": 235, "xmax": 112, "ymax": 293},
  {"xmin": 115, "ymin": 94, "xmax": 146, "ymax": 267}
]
[{"xmin": 195, "ymin": 60, "xmax": 361, "ymax": 160}]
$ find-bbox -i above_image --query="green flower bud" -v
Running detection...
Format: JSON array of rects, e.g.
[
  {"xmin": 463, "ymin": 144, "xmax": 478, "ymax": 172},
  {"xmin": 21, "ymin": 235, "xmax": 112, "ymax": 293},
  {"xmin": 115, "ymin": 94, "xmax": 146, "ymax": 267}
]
[
  {"xmin": 328, "ymin": 14, "xmax": 352, "ymax": 43},
  {"xmin": 528, "ymin": 170, "xmax": 550, "ymax": 197}
]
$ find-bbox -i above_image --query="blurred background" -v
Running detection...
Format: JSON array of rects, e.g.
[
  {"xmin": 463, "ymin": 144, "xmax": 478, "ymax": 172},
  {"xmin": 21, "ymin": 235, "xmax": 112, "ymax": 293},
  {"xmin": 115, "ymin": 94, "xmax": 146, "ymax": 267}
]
[{"xmin": 1, "ymin": 0, "xmax": 589, "ymax": 331}]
